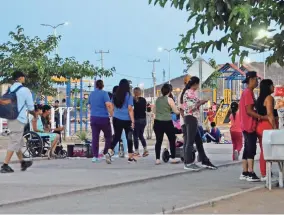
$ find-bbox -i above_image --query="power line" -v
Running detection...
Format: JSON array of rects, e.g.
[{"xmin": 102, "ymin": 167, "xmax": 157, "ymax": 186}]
[{"xmin": 113, "ymin": 71, "xmax": 152, "ymax": 80}]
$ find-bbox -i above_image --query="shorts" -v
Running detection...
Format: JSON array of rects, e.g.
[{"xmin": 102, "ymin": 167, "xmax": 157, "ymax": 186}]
[
  {"xmin": 7, "ymin": 120, "xmax": 25, "ymax": 152},
  {"xmin": 38, "ymin": 132, "xmax": 57, "ymax": 142},
  {"xmin": 242, "ymin": 131, "xmax": 257, "ymax": 160}
]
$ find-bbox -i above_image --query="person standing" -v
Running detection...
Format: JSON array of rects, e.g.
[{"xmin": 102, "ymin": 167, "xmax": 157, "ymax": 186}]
[
  {"xmin": 88, "ymin": 80, "xmax": 113, "ymax": 163},
  {"xmin": 154, "ymin": 84, "xmax": 180, "ymax": 165},
  {"xmin": 105, "ymin": 79, "xmax": 136, "ymax": 164},
  {"xmin": 180, "ymin": 76, "xmax": 217, "ymax": 170},
  {"xmin": 256, "ymin": 79, "xmax": 277, "ymax": 181},
  {"xmin": 133, "ymin": 87, "xmax": 149, "ymax": 157},
  {"xmin": 0, "ymin": 71, "xmax": 34, "ymax": 173},
  {"xmin": 239, "ymin": 71, "xmax": 267, "ymax": 182},
  {"xmin": 230, "ymin": 102, "xmax": 243, "ymax": 161}
]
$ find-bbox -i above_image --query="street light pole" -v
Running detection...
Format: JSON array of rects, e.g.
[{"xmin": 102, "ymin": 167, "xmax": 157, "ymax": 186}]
[
  {"xmin": 148, "ymin": 59, "xmax": 160, "ymax": 101},
  {"xmin": 164, "ymin": 48, "xmax": 175, "ymax": 84}
]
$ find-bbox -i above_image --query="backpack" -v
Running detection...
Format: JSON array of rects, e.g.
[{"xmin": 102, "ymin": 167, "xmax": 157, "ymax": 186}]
[{"xmin": 0, "ymin": 86, "xmax": 24, "ymax": 120}]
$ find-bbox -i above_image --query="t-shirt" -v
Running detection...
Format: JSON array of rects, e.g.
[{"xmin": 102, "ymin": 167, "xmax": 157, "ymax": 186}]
[
  {"xmin": 229, "ymin": 112, "xmax": 242, "ymax": 133},
  {"xmin": 183, "ymin": 89, "xmax": 200, "ymax": 119},
  {"xmin": 113, "ymin": 93, "xmax": 133, "ymax": 121},
  {"xmin": 210, "ymin": 127, "xmax": 221, "ymax": 142},
  {"xmin": 239, "ymin": 88, "xmax": 257, "ymax": 132},
  {"xmin": 134, "ymin": 97, "xmax": 146, "ymax": 120},
  {"xmin": 88, "ymin": 89, "xmax": 110, "ymax": 117}
]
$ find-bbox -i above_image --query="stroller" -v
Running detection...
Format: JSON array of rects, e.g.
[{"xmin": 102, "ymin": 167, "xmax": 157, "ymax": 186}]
[{"xmin": 162, "ymin": 118, "xmax": 197, "ymax": 163}]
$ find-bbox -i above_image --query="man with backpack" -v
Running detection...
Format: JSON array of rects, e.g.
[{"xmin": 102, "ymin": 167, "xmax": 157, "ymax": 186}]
[{"xmin": 0, "ymin": 71, "xmax": 35, "ymax": 173}]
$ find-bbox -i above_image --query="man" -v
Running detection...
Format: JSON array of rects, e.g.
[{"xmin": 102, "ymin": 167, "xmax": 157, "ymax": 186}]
[
  {"xmin": 1, "ymin": 71, "xmax": 35, "ymax": 173},
  {"xmin": 41, "ymin": 105, "xmax": 64, "ymax": 156},
  {"xmin": 239, "ymin": 71, "xmax": 267, "ymax": 182}
]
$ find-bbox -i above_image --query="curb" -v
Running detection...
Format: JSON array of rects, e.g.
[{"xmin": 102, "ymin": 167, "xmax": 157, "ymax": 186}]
[
  {"xmin": 160, "ymin": 180, "xmax": 279, "ymax": 214},
  {"xmin": 0, "ymin": 160, "xmax": 242, "ymax": 208}
]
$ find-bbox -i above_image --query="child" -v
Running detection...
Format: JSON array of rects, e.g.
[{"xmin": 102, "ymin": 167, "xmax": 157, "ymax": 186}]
[
  {"xmin": 205, "ymin": 122, "xmax": 221, "ymax": 143},
  {"xmin": 229, "ymin": 102, "xmax": 243, "ymax": 161}
]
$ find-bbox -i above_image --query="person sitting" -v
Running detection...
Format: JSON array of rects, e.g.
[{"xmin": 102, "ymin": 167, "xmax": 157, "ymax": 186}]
[
  {"xmin": 204, "ymin": 122, "xmax": 221, "ymax": 143},
  {"xmin": 29, "ymin": 104, "xmax": 60, "ymax": 158}
]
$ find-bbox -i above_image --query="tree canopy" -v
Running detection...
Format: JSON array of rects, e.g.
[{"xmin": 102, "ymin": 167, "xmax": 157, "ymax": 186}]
[
  {"xmin": 149, "ymin": 0, "xmax": 284, "ymax": 66},
  {"xmin": 0, "ymin": 26, "xmax": 114, "ymax": 96}
]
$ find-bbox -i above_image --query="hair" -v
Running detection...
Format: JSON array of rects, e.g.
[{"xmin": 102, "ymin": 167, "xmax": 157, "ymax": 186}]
[
  {"xmin": 96, "ymin": 80, "xmax": 104, "ymax": 90},
  {"xmin": 256, "ymin": 79, "xmax": 274, "ymax": 110},
  {"xmin": 55, "ymin": 100, "xmax": 59, "ymax": 103},
  {"xmin": 133, "ymin": 87, "xmax": 141, "ymax": 101},
  {"xmin": 108, "ymin": 92, "xmax": 113, "ymax": 100},
  {"xmin": 113, "ymin": 79, "xmax": 130, "ymax": 108},
  {"xmin": 42, "ymin": 105, "xmax": 51, "ymax": 113},
  {"xmin": 112, "ymin": 86, "xmax": 119, "ymax": 94},
  {"xmin": 210, "ymin": 122, "xmax": 216, "ymax": 128},
  {"xmin": 230, "ymin": 102, "xmax": 238, "ymax": 120},
  {"xmin": 180, "ymin": 76, "xmax": 200, "ymax": 104},
  {"xmin": 62, "ymin": 99, "xmax": 66, "ymax": 103},
  {"xmin": 34, "ymin": 104, "xmax": 42, "ymax": 112},
  {"xmin": 161, "ymin": 84, "xmax": 172, "ymax": 96}
]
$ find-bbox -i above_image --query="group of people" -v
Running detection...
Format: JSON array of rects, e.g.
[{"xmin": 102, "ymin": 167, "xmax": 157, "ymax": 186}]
[{"xmin": 229, "ymin": 71, "xmax": 278, "ymax": 182}]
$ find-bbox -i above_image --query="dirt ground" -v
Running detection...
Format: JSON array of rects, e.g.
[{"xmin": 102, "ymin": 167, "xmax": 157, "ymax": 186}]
[{"xmin": 181, "ymin": 188, "xmax": 284, "ymax": 214}]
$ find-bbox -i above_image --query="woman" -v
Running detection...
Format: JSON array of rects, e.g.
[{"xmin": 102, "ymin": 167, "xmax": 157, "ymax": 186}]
[
  {"xmin": 88, "ymin": 80, "xmax": 113, "ymax": 163},
  {"xmin": 230, "ymin": 102, "xmax": 243, "ymax": 161},
  {"xmin": 105, "ymin": 79, "xmax": 136, "ymax": 164},
  {"xmin": 29, "ymin": 104, "xmax": 60, "ymax": 159},
  {"xmin": 256, "ymin": 79, "xmax": 278, "ymax": 181},
  {"xmin": 181, "ymin": 76, "xmax": 217, "ymax": 170},
  {"xmin": 110, "ymin": 86, "xmax": 128, "ymax": 158},
  {"xmin": 153, "ymin": 83, "xmax": 180, "ymax": 165},
  {"xmin": 133, "ymin": 87, "xmax": 149, "ymax": 157}
]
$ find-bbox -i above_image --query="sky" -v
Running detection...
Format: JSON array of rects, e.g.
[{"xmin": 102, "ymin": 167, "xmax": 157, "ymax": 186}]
[{"xmin": 0, "ymin": 0, "xmax": 265, "ymax": 91}]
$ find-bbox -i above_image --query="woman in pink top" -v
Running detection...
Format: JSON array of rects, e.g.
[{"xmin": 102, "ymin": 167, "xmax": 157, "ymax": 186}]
[{"xmin": 230, "ymin": 102, "xmax": 243, "ymax": 161}]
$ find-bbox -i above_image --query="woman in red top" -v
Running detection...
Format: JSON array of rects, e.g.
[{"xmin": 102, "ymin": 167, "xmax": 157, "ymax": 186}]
[{"xmin": 229, "ymin": 102, "xmax": 243, "ymax": 161}]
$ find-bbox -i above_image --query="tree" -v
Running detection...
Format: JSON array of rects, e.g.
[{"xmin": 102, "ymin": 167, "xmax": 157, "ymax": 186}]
[
  {"xmin": 0, "ymin": 26, "xmax": 114, "ymax": 98},
  {"xmin": 181, "ymin": 55, "xmax": 193, "ymax": 74},
  {"xmin": 149, "ymin": 0, "xmax": 284, "ymax": 66}
]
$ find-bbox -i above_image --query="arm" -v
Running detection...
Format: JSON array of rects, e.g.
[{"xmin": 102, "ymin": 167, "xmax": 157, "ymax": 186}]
[
  {"xmin": 265, "ymin": 96, "xmax": 277, "ymax": 129},
  {"xmin": 31, "ymin": 118, "xmax": 42, "ymax": 132},
  {"xmin": 168, "ymin": 97, "xmax": 180, "ymax": 115},
  {"xmin": 106, "ymin": 102, "xmax": 113, "ymax": 117},
  {"xmin": 26, "ymin": 89, "xmax": 36, "ymax": 117},
  {"xmin": 127, "ymin": 95, "xmax": 135, "ymax": 127},
  {"xmin": 246, "ymin": 105, "xmax": 267, "ymax": 120}
]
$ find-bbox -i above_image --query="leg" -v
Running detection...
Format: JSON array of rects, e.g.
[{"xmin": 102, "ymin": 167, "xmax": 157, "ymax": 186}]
[
  {"xmin": 195, "ymin": 131, "xmax": 209, "ymax": 163},
  {"xmin": 242, "ymin": 132, "xmax": 249, "ymax": 173},
  {"xmin": 183, "ymin": 115, "xmax": 198, "ymax": 165},
  {"xmin": 101, "ymin": 118, "xmax": 112, "ymax": 155},
  {"xmin": 91, "ymin": 123, "xmax": 100, "ymax": 158},
  {"xmin": 138, "ymin": 119, "xmax": 147, "ymax": 149},
  {"xmin": 164, "ymin": 121, "xmax": 177, "ymax": 160},
  {"xmin": 110, "ymin": 118, "xmax": 124, "ymax": 151},
  {"xmin": 258, "ymin": 136, "xmax": 266, "ymax": 177},
  {"xmin": 133, "ymin": 123, "xmax": 139, "ymax": 151},
  {"xmin": 123, "ymin": 121, "xmax": 134, "ymax": 157},
  {"xmin": 153, "ymin": 120, "xmax": 164, "ymax": 161},
  {"xmin": 121, "ymin": 130, "xmax": 128, "ymax": 154}
]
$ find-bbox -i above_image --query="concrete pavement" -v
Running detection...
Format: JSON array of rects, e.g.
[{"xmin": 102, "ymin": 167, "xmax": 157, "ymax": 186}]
[{"xmin": 0, "ymin": 143, "xmax": 263, "ymax": 213}]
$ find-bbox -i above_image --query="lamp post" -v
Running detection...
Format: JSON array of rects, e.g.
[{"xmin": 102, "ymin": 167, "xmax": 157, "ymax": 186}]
[
  {"xmin": 41, "ymin": 22, "xmax": 69, "ymax": 100},
  {"xmin": 158, "ymin": 47, "xmax": 175, "ymax": 84}
]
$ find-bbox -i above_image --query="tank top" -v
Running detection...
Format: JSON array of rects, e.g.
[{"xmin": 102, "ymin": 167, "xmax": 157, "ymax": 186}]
[
  {"xmin": 155, "ymin": 96, "xmax": 172, "ymax": 121},
  {"xmin": 256, "ymin": 96, "xmax": 278, "ymax": 117}
]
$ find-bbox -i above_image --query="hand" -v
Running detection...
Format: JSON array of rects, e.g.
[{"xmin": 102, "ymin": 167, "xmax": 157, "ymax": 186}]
[
  {"xmin": 0, "ymin": 99, "xmax": 11, "ymax": 105},
  {"xmin": 131, "ymin": 121, "xmax": 134, "ymax": 129},
  {"xmin": 200, "ymin": 99, "xmax": 208, "ymax": 105},
  {"xmin": 59, "ymin": 126, "xmax": 64, "ymax": 131}
]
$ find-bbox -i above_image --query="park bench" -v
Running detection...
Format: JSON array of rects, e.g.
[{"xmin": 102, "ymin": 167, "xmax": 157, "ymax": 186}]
[{"xmin": 263, "ymin": 130, "xmax": 284, "ymax": 190}]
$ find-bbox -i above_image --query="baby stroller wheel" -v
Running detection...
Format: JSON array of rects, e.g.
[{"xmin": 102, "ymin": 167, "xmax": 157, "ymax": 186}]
[
  {"xmin": 162, "ymin": 148, "xmax": 170, "ymax": 163},
  {"xmin": 61, "ymin": 149, "xmax": 67, "ymax": 158},
  {"xmin": 180, "ymin": 157, "xmax": 184, "ymax": 162}
]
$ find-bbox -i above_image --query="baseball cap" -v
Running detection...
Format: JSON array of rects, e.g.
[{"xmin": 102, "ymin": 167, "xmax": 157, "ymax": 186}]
[
  {"xmin": 12, "ymin": 71, "xmax": 25, "ymax": 81},
  {"xmin": 242, "ymin": 71, "xmax": 257, "ymax": 84}
]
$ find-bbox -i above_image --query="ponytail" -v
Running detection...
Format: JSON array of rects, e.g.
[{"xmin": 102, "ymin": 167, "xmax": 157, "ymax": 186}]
[{"xmin": 180, "ymin": 76, "xmax": 200, "ymax": 104}]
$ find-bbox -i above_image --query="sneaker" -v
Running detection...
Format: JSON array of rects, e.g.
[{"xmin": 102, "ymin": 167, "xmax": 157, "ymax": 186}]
[
  {"xmin": 170, "ymin": 158, "xmax": 180, "ymax": 164},
  {"xmin": 98, "ymin": 153, "xmax": 104, "ymax": 159},
  {"xmin": 112, "ymin": 154, "xmax": 119, "ymax": 158},
  {"xmin": 92, "ymin": 157, "xmax": 100, "ymax": 163},
  {"xmin": 247, "ymin": 172, "xmax": 260, "ymax": 182},
  {"xmin": 0, "ymin": 164, "xmax": 14, "ymax": 173},
  {"xmin": 184, "ymin": 163, "xmax": 201, "ymax": 171},
  {"xmin": 233, "ymin": 150, "xmax": 239, "ymax": 161},
  {"xmin": 240, "ymin": 172, "xmax": 249, "ymax": 180},
  {"xmin": 105, "ymin": 153, "xmax": 112, "ymax": 164},
  {"xmin": 128, "ymin": 158, "xmax": 137, "ymax": 163},
  {"xmin": 143, "ymin": 150, "xmax": 149, "ymax": 157},
  {"xmin": 133, "ymin": 151, "xmax": 140, "ymax": 157},
  {"xmin": 21, "ymin": 161, "xmax": 33, "ymax": 171},
  {"xmin": 261, "ymin": 176, "xmax": 267, "ymax": 182},
  {"xmin": 202, "ymin": 160, "xmax": 218, "ymax": 170}
]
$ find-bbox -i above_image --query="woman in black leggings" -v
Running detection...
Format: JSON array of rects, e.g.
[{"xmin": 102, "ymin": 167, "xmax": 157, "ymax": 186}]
[{"xmin": 153, "ymin": 84, "xmax": 180, "ymax": 165}]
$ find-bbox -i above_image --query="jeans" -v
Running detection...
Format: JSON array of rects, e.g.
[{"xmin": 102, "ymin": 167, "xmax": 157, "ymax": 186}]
[
  {"xmin": 133, "ymin": 118, "xmax": 147, "ymax": 150},
  {"xmin": 153, "ymin": 120, "xmax": 176, "ymax": 160},
  {"xmin": 114, "ymin": 130, "xmax": 127, "ymax": 155},
  {"xmin": 110, "ymin": 117, "xmax": 134, "ymax": 154},
  {"xmin": 183, "ymin": 115, "xmax": 208, "ymax": 164},
  {"xmin": 90, "ymin": 116, "xmax": 112, "ymax": 157}
]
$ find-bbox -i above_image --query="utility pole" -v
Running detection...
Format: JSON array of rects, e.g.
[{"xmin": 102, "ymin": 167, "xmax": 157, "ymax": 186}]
[
  {"xmin": 198, "ymin": 57, "xmax": 204, "ymax": 123},
  {"xmin": 148, "ymin": 59, "xmax": 160, "ymax": 101},
  {"xmin": 163, "ymin": 69, "xmax": 166, "ymax": 82},
  {"xmin": 95, "ymin": 50, "xmax": 110, "ymax": 82}
]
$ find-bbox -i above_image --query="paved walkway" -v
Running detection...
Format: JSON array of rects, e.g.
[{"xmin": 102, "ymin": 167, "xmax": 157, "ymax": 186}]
[{"xmin": 0, "ymin": 144, "xmax": 264, "ymax": 213}]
